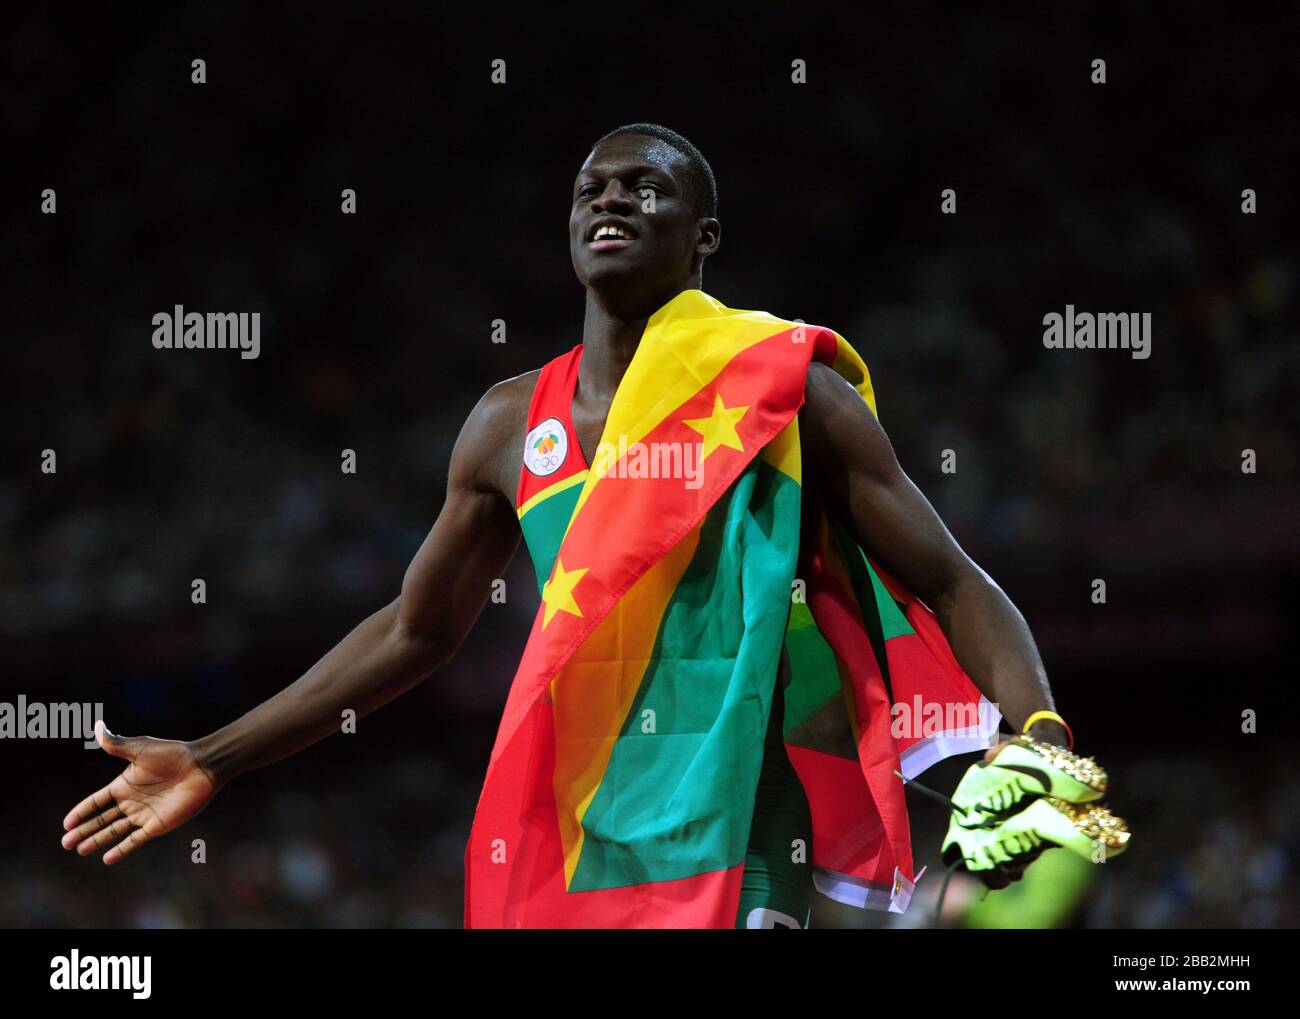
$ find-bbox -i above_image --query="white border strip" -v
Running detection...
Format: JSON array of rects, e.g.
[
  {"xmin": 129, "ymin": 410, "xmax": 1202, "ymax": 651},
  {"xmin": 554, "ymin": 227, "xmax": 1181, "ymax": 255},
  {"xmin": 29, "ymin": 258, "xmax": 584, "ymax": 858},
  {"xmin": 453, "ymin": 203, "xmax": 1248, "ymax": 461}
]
[
  {"xmin": 813, "ymin": 867, "xmax": 894, "ymax": 910},
  {"xmin": 813, "ymin": 866, "xmax": 920, "ymax": 913},
  {"xmin": 897, "ymin": 696, "xmax": 1002, "ymax": 779}
]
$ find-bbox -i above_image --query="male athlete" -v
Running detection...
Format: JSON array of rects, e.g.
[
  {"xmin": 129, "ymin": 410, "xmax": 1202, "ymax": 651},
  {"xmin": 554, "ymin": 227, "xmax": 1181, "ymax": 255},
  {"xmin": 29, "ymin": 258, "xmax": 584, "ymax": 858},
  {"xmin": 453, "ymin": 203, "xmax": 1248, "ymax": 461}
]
[{"xmin": 62, "ymin": 124, "xmax": 1102, "ymax": 928}]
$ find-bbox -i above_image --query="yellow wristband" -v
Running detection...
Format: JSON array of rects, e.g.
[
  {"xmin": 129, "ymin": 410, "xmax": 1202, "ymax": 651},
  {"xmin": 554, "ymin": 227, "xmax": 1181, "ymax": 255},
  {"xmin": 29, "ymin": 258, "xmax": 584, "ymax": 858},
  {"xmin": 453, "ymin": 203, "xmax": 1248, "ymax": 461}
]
[{"xmin": 1022, "ymin": 710, "xmax": 1073, "ymax": 749}]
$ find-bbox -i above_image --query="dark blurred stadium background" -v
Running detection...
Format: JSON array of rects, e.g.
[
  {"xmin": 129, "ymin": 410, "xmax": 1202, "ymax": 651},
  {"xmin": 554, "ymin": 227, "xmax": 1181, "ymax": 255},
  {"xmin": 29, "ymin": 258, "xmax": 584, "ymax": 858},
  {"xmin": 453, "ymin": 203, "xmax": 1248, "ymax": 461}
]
[{"xmin": 3, "ymin": 4, "xmax": 1296, "ymax": 928}]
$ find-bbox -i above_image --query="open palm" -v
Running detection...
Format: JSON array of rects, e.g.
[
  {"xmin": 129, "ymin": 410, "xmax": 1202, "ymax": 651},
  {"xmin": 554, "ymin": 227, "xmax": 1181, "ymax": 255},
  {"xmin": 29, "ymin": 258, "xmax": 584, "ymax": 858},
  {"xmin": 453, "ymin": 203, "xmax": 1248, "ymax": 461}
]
[{"xmin": 61, "ymin": 721, "xmax": 218, "ymax": 865}]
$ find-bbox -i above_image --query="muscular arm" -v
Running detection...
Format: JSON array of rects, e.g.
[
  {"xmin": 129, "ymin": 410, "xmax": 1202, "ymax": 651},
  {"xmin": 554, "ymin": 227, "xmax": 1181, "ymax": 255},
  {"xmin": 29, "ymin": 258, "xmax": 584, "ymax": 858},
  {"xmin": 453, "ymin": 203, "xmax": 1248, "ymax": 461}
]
[
  {"xmin": 191, "ymin": 382, "xmax": 524, "ymax": 785},
  {"xmin": 799, "ymin": 362, "xmax": 1068, "ymax": 749}
]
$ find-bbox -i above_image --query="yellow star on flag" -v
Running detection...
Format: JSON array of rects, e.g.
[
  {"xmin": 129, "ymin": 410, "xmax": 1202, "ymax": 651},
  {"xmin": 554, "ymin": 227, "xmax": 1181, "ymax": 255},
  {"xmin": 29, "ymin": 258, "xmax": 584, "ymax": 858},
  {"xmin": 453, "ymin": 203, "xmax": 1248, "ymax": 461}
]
[
  {"xmin": 541, "ymin": 558, "xmax": 588, "ymax": 628},
  {"xmin": 682, "ymin": 394, "xmax": 748, "ymax": 460}
]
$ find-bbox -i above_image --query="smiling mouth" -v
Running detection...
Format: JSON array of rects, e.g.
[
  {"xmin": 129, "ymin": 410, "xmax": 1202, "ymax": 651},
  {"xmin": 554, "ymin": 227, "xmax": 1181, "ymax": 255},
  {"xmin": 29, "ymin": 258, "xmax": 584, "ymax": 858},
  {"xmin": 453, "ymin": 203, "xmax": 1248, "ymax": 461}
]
[{"xmin": 587, "ymin": 222, "xmax": 638, "ymax": 251}]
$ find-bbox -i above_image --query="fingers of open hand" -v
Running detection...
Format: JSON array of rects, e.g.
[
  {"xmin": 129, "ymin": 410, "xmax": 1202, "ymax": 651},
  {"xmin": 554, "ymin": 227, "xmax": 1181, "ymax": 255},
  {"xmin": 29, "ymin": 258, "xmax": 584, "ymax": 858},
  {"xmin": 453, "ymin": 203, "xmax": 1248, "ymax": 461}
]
[
  {"xmin": 65, "ymin": 803, "xmax": 154, "ymax": 864},
  {"xmin": 61, "ymin": 801, "xmax": 125, "ymax": 850},
  {"xmin": 76, "ymin": 815, "xmax": 137, "ymax": 858},
  {"xmin": 62, "ymin": 784, "xmax": 117, "ymax": 835},
  {"xmin": 103, "ymin": 826, "xmax": 153, "ymax": 866}
]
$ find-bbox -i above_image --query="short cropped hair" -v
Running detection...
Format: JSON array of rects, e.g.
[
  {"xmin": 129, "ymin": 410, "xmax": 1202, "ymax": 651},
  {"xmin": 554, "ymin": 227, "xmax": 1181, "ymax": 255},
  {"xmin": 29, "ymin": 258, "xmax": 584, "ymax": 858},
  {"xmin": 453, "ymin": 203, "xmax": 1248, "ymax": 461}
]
[{"xmin": 589, "ymin": 123, "xmax": 718, "ymax": 219}]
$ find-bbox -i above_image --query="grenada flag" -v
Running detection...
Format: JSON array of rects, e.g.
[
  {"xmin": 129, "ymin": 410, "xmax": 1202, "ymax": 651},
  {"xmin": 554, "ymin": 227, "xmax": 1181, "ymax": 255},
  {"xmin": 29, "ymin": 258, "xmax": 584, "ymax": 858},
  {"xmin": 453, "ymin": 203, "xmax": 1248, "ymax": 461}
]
[{"xmin": 464, "ymin": 289, "xmax": 999, "ymax": 928}]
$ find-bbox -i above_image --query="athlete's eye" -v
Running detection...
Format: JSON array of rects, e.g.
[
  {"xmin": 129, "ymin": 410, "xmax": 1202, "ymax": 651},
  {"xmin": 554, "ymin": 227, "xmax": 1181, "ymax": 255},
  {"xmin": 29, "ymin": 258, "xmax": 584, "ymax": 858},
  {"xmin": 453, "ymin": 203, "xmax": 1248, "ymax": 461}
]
[{"xmin": 576, "ymin": 183, "xmax": 600, "ymax": 199}]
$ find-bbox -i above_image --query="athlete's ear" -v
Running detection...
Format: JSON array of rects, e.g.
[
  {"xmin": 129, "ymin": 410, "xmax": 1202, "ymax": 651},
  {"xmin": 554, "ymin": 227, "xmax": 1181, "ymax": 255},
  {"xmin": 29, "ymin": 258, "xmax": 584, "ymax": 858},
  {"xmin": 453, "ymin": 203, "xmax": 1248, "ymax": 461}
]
[{"xmin": 696, "ymin": 217, "xmax": 721, "ymax": 260}]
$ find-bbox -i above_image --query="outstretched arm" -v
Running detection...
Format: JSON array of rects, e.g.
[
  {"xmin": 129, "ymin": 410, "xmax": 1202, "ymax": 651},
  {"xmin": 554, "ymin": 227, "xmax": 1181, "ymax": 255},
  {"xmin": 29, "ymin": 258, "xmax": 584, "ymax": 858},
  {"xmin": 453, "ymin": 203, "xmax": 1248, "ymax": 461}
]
[
  {"xmin": 62, "ymin": 381, "xmax": 524, "ymax": 863},
  {"xmin": 799, "ymin": 362, "xmax": 1068, "ymax": 750},
  {"xmin": 190, "ymin": 387, "xmax": 522, "ymax": 784}
]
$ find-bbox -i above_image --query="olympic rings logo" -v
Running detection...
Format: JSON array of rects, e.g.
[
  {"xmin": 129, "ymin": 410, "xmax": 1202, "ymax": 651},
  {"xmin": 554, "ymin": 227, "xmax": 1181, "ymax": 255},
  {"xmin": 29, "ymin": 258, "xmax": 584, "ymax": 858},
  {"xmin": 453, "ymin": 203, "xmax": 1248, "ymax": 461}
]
[{"xmin": 524, "ymin": 417, "xmax": 568, "ymax": 477}]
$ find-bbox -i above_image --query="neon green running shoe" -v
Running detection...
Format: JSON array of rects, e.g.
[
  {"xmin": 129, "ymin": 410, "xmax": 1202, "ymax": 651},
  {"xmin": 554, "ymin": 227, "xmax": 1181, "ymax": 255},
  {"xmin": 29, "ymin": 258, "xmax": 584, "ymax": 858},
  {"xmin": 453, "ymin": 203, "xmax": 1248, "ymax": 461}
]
[
  {"xmin": 950, "ymin": 735, "xmax": 1108, "ymax": 823},
  {"xmin": 943, "ymin": 797, "xmax": 1131, "ymax": 872}
]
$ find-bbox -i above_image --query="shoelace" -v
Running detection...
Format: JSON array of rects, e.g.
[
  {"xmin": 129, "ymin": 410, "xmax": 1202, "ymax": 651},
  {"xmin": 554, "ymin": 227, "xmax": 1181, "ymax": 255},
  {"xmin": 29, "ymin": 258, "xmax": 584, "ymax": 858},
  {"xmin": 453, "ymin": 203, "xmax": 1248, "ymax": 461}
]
[{"xmin": 893, "ymin": 769, "xmax": 999, "ymax": 921}]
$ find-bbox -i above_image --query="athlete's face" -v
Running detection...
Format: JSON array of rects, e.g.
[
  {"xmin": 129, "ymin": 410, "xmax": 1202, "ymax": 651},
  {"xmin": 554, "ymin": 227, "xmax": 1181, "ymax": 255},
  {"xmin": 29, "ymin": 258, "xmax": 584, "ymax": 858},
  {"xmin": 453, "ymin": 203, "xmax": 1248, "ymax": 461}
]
[{"xmin": 570, "ymin": 135, "xmax": 718, "ymax": 296}]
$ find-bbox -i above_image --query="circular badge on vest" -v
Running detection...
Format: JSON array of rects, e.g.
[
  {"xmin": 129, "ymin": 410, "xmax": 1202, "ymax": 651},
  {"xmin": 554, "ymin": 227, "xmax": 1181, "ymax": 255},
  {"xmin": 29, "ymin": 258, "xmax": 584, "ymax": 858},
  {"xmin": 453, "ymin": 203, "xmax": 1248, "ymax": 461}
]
[{"xmin": 523, "ymin": 417, "xmax": 569, "ymax": 477}]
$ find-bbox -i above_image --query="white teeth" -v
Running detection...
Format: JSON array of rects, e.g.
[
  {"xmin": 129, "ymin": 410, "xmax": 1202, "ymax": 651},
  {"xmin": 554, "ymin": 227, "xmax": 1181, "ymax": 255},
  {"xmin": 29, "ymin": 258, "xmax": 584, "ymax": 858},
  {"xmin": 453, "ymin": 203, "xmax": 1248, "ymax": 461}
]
[{"xmin": 594, "ymin": 225, "xmax": 631, "ymax": 241}]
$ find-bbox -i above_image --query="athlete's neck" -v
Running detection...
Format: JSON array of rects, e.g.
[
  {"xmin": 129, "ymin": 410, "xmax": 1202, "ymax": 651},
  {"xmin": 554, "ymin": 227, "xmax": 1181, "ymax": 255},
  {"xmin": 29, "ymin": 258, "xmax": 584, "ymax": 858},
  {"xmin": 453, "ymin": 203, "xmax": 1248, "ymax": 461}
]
[{"xmin": 578, "ymin": 279, "xmax": 698, "ymax": 402}]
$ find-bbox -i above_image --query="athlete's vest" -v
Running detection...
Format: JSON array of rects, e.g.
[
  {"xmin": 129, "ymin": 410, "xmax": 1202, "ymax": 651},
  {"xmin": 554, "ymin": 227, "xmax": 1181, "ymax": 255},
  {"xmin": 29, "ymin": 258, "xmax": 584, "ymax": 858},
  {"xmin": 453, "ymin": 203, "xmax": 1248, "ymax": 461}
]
[{"xmin": 516, "ymin": 345, "xmax": 588, "ymax": 592}]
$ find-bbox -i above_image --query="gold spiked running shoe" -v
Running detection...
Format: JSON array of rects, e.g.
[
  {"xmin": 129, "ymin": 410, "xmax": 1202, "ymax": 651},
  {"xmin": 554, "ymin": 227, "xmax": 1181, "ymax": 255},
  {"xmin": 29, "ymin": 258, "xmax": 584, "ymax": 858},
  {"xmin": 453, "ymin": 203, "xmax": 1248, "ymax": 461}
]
[
  {"xmin": 943, "ymin": 796, "xmax": 1131, "ymax": 872},
  {"xmin": 949, "ymin": 735, "xmax": 1108, "ymax": 824}
]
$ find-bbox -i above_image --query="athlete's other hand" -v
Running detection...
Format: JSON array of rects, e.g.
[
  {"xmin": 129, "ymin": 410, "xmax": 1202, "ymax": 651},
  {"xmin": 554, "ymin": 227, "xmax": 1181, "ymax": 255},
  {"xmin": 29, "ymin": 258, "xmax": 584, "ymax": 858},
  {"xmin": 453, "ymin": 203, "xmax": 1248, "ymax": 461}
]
[
  {"xmin": 61, "ymin": 721, "xmax": 218, "ymax": 865},
  {"xmin": 972, "ymin": 845, "xmax": 1052, "ymax": 889}
]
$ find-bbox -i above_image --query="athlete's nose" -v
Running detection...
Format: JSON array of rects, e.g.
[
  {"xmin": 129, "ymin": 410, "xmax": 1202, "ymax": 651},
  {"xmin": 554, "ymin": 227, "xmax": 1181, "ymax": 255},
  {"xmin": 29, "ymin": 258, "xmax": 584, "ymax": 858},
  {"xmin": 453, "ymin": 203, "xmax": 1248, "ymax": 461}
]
[{"xmin": 591, "ymin": 179, "xmax": 637, "ymax": 214}]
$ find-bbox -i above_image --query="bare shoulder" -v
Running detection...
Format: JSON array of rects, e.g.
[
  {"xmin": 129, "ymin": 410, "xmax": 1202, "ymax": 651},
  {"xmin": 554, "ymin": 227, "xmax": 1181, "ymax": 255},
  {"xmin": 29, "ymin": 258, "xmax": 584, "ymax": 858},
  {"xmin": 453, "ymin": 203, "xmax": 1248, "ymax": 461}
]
[
  {"xmin": 804, "ymin": 359, "xmax": 855, "ymax": 399},
  {"xmin": 801, "ymin": 360, "xmax": 871, "ymax": 425},
  {"xmin": 799, "ymin": 359, "xmax": 899, "ymax": 480},
  {"xmin": 471, "ymin": 368, "xmax": 542, "ymax": 435},
  {"xmin": 452, "ymin": 368, "xmax": 543, "ymax": 498}
]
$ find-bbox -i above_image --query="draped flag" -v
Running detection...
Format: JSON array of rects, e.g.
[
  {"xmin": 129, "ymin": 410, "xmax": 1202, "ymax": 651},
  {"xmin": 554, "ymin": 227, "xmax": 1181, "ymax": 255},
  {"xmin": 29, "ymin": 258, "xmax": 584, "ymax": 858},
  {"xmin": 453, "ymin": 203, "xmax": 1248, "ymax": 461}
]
[{"xmin": 464, "ymin": 289, "xmax": 999, "ymax": 928}]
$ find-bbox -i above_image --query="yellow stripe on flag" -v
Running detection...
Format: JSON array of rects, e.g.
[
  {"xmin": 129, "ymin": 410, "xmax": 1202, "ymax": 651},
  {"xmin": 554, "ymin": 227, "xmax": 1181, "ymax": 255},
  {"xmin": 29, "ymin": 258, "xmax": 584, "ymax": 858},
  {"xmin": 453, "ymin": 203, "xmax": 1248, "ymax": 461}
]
[{"xmin": 551, "ymin": 520, "xmax": 704, "ymax": 886}]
